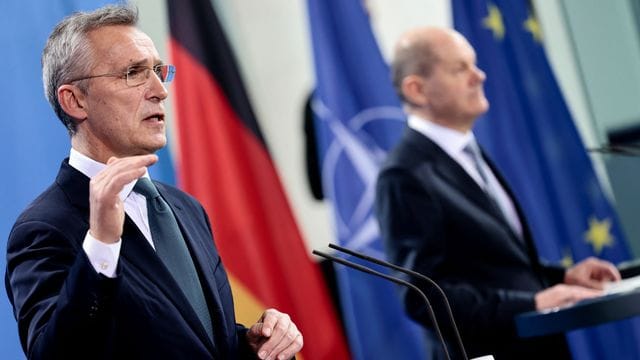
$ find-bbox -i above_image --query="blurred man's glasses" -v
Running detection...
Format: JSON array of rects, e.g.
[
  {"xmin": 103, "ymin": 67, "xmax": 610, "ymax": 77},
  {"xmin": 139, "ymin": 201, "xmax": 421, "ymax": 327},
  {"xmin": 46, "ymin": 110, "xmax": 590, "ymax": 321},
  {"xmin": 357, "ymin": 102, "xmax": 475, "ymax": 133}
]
[{"xmin": 68, "ymin": 64, "xmax": 176, "ymax": 87}]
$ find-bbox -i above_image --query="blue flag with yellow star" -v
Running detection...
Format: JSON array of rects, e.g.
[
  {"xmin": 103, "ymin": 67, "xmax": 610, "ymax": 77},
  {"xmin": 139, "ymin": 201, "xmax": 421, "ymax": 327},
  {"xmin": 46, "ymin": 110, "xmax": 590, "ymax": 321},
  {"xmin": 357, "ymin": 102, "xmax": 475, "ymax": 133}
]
[{"xmin": 453, "ymin": 0, "xmax": 640, "ymax": 359}]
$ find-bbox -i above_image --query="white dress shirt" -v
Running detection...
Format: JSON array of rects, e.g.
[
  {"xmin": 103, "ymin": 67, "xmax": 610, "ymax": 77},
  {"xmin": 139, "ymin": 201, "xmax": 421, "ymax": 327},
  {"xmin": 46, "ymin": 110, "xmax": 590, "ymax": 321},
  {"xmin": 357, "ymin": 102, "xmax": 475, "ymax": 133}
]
[
  {"xmin": 69, "ymin": 148, "xmax": 155, "ymax": 277},
  {"xmin": 408, "ymin": 115, "xmax": 523, "ymax": 237}
]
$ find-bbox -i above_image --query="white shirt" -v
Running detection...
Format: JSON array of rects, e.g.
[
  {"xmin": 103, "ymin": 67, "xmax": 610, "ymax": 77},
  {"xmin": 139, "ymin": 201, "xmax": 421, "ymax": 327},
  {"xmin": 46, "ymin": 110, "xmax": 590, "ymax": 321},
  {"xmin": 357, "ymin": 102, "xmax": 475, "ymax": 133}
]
[
  {"xmin": 408, "ymin": 115, "xmax": 523, "ymax": 237},
  {"xmin": 69, "ymin": 148, "xmax": 155, "ymax": 278}
]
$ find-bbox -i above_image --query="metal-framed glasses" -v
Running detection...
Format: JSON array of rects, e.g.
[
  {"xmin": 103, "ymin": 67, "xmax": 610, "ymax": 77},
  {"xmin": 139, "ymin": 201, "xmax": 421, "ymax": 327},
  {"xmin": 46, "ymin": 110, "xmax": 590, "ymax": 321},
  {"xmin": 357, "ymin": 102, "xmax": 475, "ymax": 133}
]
[{"xmin": 68, "ymin": 64, "xmax": 176, "ymax": 87}]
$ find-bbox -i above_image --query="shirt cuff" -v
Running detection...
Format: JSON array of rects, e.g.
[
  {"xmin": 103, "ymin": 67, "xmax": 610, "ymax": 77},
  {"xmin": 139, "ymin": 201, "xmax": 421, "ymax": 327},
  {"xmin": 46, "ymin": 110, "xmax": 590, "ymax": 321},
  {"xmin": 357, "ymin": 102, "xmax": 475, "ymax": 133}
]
[{"xmin": 82, "ymin": 231, "xmax": 121, "ymax": 278}]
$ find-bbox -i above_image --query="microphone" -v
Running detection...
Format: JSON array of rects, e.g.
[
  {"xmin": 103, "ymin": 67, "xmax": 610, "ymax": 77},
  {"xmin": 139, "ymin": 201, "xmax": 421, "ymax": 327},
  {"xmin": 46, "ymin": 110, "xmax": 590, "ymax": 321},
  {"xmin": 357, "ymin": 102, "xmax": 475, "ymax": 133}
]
[
  {"xmin": 587, "ymin": 144, "xmax": 640, "ymax": 156},
  {"xmin": 312, "ymin": 248, "xmax": 456, "ymax": 360},
  {"xmin": 328, "ymin": 243, "xmax": 468, "ymax": 360}
]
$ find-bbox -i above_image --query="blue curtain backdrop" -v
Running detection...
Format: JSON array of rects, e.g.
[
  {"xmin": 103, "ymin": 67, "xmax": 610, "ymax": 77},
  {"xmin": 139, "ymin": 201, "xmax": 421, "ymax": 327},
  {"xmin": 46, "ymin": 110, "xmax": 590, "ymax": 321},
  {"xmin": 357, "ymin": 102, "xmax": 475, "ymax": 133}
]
[
  {"xmin": 453, "ymin": 0, "xmax": 640, "ymax": 358},
  {"xmin": 0, "ymin": 1, "xmax": 175, "ymax": 358},
  {"xmin": 306, "ymin": 0, "xmax": 429, "ymax": 359}
]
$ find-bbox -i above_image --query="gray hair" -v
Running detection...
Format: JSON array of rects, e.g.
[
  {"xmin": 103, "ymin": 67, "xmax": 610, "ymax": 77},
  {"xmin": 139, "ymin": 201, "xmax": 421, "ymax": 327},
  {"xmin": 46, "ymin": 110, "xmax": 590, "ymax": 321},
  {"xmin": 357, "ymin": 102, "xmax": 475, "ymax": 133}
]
[
  {"xmin": 42, "ymin": 4, "xmax": 138, "ymax": 135},
  {"xmin": 391, "ymin": 36, "xmax": 439, "ymax": 105}
]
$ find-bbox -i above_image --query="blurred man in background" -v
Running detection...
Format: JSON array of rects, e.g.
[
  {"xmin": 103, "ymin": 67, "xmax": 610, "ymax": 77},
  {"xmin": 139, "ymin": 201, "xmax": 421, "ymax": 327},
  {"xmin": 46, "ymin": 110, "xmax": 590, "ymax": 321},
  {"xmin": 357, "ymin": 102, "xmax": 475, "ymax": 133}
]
[{"xmin": 375, "ymin": 26, "xmax": 619, "ymax": 359}]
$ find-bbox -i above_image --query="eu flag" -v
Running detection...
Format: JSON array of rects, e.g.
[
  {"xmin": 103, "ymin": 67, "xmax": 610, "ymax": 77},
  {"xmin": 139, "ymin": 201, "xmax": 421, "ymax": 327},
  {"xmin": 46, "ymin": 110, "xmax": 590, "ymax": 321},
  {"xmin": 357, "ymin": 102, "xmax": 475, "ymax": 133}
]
[
  {"xmin": 453, "ymin": 0, "xmax": 640, "ymax": 358},
  {"xmin": 306, "ymin": 0, "xmax": 429, "ymax": 358}
]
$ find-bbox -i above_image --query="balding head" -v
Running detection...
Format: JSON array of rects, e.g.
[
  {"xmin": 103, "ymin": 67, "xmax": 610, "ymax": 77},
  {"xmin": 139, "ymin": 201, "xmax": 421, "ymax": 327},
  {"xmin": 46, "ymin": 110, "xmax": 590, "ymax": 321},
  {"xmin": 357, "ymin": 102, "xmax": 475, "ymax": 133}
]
[
  {"xmin": 392, "ymin": 27, "xmax": 464, "ymax": 103},
  {"xmin": 391, "ymin": 26, "xmax": 488, "ymax": 131}
]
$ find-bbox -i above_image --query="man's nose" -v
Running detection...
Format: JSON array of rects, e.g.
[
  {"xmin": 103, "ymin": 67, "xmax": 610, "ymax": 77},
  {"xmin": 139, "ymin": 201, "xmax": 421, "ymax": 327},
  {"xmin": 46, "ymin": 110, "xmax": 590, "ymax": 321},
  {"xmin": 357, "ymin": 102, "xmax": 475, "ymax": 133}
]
[
  {"xmin": 471, "ymin": 65, "xmax": 486, "ymax": 84},
  {"xmin": 146, "ymin": 70, "xmax": 169, "ymax": 101}
]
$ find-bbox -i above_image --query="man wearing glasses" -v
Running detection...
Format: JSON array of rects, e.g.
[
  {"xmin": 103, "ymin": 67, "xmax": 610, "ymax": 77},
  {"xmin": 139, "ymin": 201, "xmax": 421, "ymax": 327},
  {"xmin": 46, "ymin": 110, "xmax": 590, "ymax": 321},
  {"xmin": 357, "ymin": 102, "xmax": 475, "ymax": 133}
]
[{"xmin": 5, "ymin": 5, "xmax": 302, "ymax": 360}]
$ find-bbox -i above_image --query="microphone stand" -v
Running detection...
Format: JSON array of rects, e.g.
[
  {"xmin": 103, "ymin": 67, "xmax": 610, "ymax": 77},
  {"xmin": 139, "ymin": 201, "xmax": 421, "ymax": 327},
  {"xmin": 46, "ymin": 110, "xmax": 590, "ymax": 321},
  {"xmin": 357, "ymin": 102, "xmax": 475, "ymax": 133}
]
[
  {"xmin": 328, "ymin": 244, "xmax": 468, "ymax": 360},
  {"xmin": 313, "ymin": 249, "xmax": 455, "ymax": 360}
]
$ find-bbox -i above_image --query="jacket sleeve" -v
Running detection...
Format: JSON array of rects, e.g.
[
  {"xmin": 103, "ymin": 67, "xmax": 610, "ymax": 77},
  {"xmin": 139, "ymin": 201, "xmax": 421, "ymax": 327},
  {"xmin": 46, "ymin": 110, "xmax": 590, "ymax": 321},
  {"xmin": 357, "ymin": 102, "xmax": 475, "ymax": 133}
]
[
  {"xmin": 538, "ymin": 261, "xmax": 567, "ymax": 285},
  {"xmin": 6, "ymin": 220, "xmax": 120, "ymax": 359},
  {"xmin": 236, "ymin": 325, "xmax": 259, "ymax": 359}
]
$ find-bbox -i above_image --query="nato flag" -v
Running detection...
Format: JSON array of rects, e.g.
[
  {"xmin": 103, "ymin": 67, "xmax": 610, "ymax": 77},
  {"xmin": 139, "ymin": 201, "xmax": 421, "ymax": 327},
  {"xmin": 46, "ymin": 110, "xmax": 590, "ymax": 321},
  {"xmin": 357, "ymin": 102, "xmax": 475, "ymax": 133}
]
[{"xmin": 306, "ymin": 0, "xmax": 429, "ymax": 358}]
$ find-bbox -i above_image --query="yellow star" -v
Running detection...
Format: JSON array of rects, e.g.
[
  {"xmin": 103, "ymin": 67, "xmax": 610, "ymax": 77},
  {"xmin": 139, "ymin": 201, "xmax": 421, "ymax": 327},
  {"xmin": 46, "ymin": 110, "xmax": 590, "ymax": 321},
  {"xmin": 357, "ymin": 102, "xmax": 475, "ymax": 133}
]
[
  {"xmin": 560, "ymin": 248, "xmax": 574, "ymax": 268},
  {"xmin": 483, "ymin": 3, "xmax": 505, "ymax": 40},
  {"xmin": 523, "ymin": 14, "xmax": 543, "ymax": 43},
  {"xmin": 584, "ymin": 217, "xmax": 615, "ymax": 255}
]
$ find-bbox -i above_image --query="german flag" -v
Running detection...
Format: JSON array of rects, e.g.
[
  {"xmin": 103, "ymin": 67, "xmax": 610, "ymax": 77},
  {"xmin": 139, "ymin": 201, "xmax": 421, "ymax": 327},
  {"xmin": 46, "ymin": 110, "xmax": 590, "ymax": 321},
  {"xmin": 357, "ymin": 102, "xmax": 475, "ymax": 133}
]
[{"xmin": 167, "ymin": 0, "xmax": 350, "ymax": 358}]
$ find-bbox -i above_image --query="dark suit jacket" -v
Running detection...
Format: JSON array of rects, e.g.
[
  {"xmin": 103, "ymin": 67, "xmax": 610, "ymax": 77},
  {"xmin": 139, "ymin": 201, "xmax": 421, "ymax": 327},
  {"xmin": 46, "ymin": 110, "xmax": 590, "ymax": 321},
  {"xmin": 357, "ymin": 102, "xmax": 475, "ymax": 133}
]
[
  {"xmin": 375, "ymin": 128, "xmax": 570, "ymax": 359},
  {"xmin": 5, "ymin": 160, "xmax": 256, "ymax": 359}
]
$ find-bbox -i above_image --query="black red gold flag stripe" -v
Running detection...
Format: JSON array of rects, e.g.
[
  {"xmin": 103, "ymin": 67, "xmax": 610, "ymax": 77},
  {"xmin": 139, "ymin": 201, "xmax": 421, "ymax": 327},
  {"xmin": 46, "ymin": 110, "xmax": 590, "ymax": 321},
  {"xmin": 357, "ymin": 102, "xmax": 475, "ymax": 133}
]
[{"xmin": 167, "ymin": 0, "xmax": 350, "ymax": 358}]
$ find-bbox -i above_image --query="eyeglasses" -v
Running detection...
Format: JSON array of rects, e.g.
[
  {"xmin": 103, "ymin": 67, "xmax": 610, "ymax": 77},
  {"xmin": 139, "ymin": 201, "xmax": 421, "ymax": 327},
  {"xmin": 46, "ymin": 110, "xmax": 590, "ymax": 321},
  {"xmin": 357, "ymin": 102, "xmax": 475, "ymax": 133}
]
[{"xmin": 68, "ymin": 64, "xmax": 176, "ymax": 87}]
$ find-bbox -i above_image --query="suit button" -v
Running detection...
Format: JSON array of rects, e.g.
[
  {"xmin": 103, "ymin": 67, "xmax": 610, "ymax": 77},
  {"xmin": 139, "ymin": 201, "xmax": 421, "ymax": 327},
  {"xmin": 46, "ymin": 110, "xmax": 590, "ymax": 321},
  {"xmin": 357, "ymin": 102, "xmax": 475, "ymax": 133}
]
[{"xmin": 89, "ymin": 301, "xmax": 99, "ymax": 318}]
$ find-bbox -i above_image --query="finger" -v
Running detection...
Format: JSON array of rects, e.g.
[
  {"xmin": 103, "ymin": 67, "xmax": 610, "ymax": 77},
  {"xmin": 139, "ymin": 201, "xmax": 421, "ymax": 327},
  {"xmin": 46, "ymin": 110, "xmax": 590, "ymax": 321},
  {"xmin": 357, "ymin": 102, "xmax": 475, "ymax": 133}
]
[
  {"xmin": 580, "ymin": 278, "xmax": 606, "ymax": 290},
  {"xmin": 92, "ymin": 167, "xmax": 147, "ymax": 202},
  {"xmin": 93, "ymin": 155, "xmax": 158, "ymax": 191},
  {"xmin": 247, "ymin": 322, "xmax": 264, "ymax": 342},
  {"xmin": 273, "ymin": 333, "xmax": 303, "ymax": 360},
  {"xmin": 257, "ymin": 314, "xmax": 290, "ymax": 359},
  {"xmin": 101, "ymin": 154, "xmax": 157, "ymax": 172},
  {"xmin": 104, "ymin": 167, "xmax": 149, "ymax": 191},
  {"xmin": 601, "ymin": 263, "xmax": 622, "ymax": 281},
  {"xmin": 104, "ymin": 154, "xmax": 158, "ymax": 173},
  {"xmin": 267, "ymin": 323, "xmax": 300, "ymax": 360},
  {"xmin": 584, "ymin": 260, "xmax": 620, "ymax": 283},
  {"xmin": 569, "ymin": 286, "xmax": 602, "ymax": 301},
  {"xmin": 258, "ymin": 324, "xmax": 288, "ymax": 359},
  {"xmin": 259, "ymin": 309, "xmax": 280, "ymax": 337},
  {"xmin": 246, "ymin": 323, "xmax": 270, "ymax": 355}
]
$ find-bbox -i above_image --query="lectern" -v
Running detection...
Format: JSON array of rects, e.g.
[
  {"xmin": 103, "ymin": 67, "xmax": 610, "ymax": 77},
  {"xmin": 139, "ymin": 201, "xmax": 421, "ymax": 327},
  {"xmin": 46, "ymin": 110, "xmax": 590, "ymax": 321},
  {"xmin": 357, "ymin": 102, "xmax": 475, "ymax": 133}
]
[{"xmin": 517, "ymin": 263, "xmax": 640, "ymax": 337}]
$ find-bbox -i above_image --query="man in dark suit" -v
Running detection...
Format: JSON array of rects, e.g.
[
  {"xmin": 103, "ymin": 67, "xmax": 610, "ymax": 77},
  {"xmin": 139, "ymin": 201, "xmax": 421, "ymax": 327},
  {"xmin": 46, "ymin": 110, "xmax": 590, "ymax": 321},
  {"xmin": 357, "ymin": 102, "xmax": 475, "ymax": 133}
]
[
  {"xmin": 5, "ymin": 5, "xmax": 302, "ymax": 360},
  {"xmin": 375, "ymin": 26, "xmax": 620, "ymax": 359}
]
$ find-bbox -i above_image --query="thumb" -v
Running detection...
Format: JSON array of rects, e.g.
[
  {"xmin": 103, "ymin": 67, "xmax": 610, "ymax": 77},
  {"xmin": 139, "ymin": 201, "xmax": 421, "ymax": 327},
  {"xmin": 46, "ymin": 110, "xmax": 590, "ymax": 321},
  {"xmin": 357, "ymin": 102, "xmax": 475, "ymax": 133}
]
[
  {"xmin": 247, "ymin": 322, "xmax": 264, "ymax": 340},
  {"xmin": 107, "ymin": 156, "xmax": 119, "ymax": 165}
]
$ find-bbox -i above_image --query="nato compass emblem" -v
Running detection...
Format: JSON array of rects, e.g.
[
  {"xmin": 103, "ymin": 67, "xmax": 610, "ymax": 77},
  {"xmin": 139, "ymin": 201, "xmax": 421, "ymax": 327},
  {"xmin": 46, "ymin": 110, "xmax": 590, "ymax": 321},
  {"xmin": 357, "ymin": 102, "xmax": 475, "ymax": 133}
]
[{"xmin": 312, "ymin": 98, "xmax": 405, "ymax": 257}]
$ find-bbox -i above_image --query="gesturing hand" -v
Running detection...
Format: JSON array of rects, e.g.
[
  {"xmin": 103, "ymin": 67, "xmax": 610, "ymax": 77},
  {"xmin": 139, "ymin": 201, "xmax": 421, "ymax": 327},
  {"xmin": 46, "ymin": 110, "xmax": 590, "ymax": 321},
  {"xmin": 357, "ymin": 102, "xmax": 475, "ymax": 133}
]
[
  {"xmin": 565, "ymin": 257, "xmax": 621, "ymax": 290},
  {"xmin": 89, "ymin": 155, "xmax": 158, "ymax": 244},
  {"xmin": 246, "ymin": 308, "xmax": 303, "ymax": 360}
]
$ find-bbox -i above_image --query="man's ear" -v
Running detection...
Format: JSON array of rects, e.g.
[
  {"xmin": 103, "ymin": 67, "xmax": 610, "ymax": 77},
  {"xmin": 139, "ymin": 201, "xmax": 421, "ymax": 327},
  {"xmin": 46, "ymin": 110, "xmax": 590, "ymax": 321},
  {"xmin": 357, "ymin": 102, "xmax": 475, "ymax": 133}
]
[
  {"xmin": 57, "ymin": 84, "xmax": 88, "ymax": 122},
  {"xmin": 401, "ymin": 75, "xmax": 429, "ymax": 107}
]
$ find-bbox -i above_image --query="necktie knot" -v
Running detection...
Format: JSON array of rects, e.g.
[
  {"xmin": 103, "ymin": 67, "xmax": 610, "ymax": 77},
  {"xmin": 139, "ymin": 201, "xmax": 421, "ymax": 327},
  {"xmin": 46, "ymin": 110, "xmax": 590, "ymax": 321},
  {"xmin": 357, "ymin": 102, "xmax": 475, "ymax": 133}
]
[
  {"xmin": 463, "ymin": 141, "xmax": 489, "ymax": 185},
  {"xmin": 463, "ymin": 140, "xmax": 482, "ymax": 160},
  {"xmin": 134, "ymin": 177, "xmax": 160, "ymax": 199}
]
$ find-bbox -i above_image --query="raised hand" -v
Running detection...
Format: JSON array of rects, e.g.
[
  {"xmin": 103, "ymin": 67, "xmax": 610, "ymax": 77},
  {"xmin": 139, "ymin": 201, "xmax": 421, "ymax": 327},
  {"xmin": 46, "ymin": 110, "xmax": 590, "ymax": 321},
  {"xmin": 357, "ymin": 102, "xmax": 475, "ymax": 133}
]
[{"xmin": 89, "ymin": 155, "xmax": 157, "ymax": 243}]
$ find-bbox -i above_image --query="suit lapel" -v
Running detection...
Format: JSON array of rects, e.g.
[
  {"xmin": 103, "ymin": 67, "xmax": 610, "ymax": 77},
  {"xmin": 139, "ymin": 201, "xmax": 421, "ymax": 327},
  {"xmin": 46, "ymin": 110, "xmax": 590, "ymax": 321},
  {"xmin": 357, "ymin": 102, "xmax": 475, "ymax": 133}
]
[
  {"xmin": 57, "ymin": 159, "xmax": 90, "ymax": 215},
  {"xmin": 155, "ymin": 183, "xmax": 230, "ymax": 353}
]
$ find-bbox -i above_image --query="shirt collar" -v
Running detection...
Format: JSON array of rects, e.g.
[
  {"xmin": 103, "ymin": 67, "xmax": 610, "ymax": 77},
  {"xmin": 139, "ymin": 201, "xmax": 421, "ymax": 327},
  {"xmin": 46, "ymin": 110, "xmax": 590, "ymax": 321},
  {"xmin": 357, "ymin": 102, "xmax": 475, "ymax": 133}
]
[
  {"xmin": 68, "ymin": 148, "xmax": 149, "ymax": 201},
  {"xmin": 407, "ymin": 115, "xmax": 476, "ymax": 157}
]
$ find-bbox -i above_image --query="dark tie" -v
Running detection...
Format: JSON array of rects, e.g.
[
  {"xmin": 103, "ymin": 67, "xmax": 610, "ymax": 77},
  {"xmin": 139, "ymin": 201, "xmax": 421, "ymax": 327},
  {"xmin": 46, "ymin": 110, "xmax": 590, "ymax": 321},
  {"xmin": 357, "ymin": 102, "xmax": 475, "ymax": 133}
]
[{"xmin": 133, "ymin": 177, "xmax": 213, "ymax": 341}]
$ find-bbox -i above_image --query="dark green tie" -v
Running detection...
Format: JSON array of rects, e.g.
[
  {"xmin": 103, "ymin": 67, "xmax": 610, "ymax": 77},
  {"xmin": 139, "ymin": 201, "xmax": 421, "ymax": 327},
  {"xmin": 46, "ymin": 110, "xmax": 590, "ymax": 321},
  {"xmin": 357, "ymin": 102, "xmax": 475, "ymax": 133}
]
[{"xmin": 133, "ymin": 178, "xmax": 213, "ymax": 341}]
